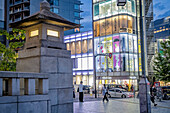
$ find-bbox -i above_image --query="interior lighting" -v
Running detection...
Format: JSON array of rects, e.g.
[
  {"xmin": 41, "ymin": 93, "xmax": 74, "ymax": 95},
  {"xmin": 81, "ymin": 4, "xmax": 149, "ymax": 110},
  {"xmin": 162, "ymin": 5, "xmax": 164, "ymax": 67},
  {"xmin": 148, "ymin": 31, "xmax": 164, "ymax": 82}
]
[
  {"xmin": 47, "ymin": 29, "xmax": 59, "ymax": 37},
  {"xmin": 30, "ymin": 30, "xmax": 39, "ymax": 37}
]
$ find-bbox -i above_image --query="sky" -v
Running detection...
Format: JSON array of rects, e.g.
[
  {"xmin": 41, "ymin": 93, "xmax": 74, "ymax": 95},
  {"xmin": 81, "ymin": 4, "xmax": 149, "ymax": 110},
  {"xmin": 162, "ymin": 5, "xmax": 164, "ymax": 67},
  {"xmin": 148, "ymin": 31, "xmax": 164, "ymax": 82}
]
[{"xmin": 80, "ymin": 0, "xmax": 170, "ymax": 32}]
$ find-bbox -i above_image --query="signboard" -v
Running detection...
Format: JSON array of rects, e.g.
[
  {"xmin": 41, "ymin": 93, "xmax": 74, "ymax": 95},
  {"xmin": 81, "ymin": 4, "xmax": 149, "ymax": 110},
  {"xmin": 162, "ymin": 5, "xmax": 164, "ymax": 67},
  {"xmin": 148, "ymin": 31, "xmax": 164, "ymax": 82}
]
[
  {"xmin": 154, "ymin": 82, "xmax": 160, "ymax": 87},
  {"xmin": 109, "ymin": 53, "xmax": 112, "ymax": 59}
]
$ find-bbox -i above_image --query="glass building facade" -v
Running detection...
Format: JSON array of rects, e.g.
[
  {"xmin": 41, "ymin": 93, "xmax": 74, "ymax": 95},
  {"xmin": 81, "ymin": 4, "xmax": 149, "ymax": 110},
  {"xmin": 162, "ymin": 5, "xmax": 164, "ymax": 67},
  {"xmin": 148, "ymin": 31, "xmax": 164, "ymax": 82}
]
[
  {"xmin": 93, "ymin": 0, "xmax": 142, "ymax": 89},
  {"xmin": 64, "ymin": 31, "xmax": 94, "ymax": 86}
]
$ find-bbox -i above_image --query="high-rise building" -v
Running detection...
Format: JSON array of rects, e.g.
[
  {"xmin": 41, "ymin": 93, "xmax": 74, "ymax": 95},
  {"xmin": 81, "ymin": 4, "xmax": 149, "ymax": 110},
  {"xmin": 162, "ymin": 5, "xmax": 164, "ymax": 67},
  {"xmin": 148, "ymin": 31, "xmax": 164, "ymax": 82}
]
[
  {"xmin": 154, "ymin": 16, "xmax": 170, "ymax": 39},
  {"xmin": 145, "ymin": 0, "xmax": 154, "ymax": 77},
  {"xmin": 64, "ymin": 31, "xmax": 94, "ymax": 86},
  {"xmin": 8, "ymin": 0, "xmax": 83, "ymax": 35},
  {"xmin": 92, "ymin": 0, "xmax": 146, "ymax": 89},
  {"xmin": 154, "ymin": 16, "xmax": 170, "ymax": 57},
  {"xmin": 0, "ymin": 0, "xmax": 6, "ymax": 44}
]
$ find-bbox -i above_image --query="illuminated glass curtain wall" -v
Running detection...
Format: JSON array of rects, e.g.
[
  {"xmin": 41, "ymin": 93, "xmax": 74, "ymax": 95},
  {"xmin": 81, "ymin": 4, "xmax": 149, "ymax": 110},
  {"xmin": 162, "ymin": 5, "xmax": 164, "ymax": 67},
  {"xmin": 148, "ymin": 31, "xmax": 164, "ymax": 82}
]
[
  {"xmin": 93, "ymin": 0, "xmax": 141, "ymax": 78},
  {"xmin": 64, "ymin": 31, "xmax": 94, "ymax": 85}
]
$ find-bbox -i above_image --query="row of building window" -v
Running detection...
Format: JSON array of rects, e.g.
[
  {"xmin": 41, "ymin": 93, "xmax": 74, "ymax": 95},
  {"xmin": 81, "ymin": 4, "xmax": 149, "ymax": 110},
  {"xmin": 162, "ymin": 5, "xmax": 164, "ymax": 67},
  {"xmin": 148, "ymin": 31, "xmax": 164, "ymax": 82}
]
[
  {"xmin": 93, "ymin": 0, "xmax": 136, "ymax": 20},
  {"xmin": 66, "ymin": 39, "xmax": 93, "ymax": 55},
  {"xmin": 93, "ymin": 15, "xmax": 136, "ymax": 37}
]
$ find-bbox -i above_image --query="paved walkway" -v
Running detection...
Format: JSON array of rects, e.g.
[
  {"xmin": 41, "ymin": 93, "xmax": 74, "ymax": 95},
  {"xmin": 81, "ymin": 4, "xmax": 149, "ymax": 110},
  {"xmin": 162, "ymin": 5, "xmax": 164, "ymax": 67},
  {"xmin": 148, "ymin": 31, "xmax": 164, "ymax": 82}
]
[{"xmin": 74, "ymin": 97, "xmax": 170, "ymax": 113}]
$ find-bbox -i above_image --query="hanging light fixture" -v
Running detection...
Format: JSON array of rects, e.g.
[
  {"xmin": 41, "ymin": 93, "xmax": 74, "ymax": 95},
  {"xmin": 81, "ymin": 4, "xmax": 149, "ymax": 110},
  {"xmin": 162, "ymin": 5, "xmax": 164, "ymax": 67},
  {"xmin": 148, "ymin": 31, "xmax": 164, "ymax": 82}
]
[{"xmin": 117, "ymin": 0, "xmax": 127, "ymax": 6}]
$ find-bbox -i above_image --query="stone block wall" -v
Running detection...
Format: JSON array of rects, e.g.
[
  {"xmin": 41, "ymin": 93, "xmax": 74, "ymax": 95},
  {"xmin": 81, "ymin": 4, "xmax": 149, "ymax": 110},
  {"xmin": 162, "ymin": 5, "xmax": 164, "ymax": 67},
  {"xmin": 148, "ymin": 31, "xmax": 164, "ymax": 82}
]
[{"xmin": 0, "ymin": 72, "xmax": 49, "ymax": 113}]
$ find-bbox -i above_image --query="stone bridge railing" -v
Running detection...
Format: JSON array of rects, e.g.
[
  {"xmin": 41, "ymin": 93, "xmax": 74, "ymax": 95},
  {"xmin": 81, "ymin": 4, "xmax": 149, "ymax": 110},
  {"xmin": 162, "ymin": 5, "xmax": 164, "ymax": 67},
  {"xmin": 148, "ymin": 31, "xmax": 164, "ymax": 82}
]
[{"xmin": 0, "ymin": 71, "xmax": 50, "ymax": 113}]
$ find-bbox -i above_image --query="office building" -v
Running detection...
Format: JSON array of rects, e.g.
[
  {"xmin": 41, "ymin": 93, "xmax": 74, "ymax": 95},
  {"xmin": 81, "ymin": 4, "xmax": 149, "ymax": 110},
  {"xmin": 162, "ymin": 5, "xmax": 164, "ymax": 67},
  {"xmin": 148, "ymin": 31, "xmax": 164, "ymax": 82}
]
[
  {"xmin": 0, "ymin": 0, "xmax": 6, "ymax": 44},
  {"xmin": 145, "ymin": 0, "xmax": 154, "ymax": 77},
  {"xmin": 154, "ymin": 16, "xmax": 170, "ymax": 54},
  {"xmin": 64, "ymin": 31, "xmax": 94, "ymax": 86},
  {"xmin": 92, "ymin": 0, "xmax": 149, "ymax": 89},
  {"xmin": 8, "ymin": 0, "xmax": 83, "ymax": 35}
]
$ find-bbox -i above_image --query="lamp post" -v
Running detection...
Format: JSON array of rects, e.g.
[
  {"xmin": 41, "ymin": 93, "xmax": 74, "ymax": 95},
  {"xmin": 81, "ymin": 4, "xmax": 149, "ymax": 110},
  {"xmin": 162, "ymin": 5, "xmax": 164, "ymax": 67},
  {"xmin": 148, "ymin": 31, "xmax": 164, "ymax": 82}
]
[
  {"xmin": 117, "ymin": 0, "xmax": 151, "ymax": 113},
  {"xmin": 138, "ymin": 0, "xmax": 151, "ymax": 112}
]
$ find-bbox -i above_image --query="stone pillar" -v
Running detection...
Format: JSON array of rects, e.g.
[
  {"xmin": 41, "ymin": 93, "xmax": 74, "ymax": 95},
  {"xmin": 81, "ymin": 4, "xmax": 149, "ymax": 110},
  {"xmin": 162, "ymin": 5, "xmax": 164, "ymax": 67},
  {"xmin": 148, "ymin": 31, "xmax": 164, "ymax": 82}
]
[
  {"xmin": 12, "ymin": 78, "xmax": 20, "ymax": 95},
  {"xmin": 43, "ymin": 79, "xmax": 48, "ymax": 94},
  {"xmin": 28, "ymin": 79, "xmax": 35, "ymax": 95},
  {"xmin": 0, "ymin": 78, "xmax": 2, "ymax": 96},
  {"xmin": 139, "ymin": 77, "xmax": 151, "ymax": 113}
]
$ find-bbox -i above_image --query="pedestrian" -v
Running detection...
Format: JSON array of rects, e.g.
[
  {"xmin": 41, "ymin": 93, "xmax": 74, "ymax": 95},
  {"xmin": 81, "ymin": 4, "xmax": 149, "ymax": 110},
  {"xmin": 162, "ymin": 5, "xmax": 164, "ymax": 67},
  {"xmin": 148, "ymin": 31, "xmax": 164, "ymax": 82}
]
[
  {"xmin": 77, "ymin": 81, "xmax": 84, "ymax": 102},
  {"xmin": 151, "ymin": 94, "xmax": 157, "ymax": 106},
  {"xmin": 102, "ymin": 84, "xmax": 109, "ymax": 102},
  {"xmin": 73, "ymin": 86, "xmax": 75, "ymax": 98},
  {"xmin": 150, "ymin": 85, "xmax": 157, "ymax": 106},
  {"xmin": 126, "ymin": 84, "xmax": 129, "ymax": 91},
  {"xmin": 131, "ymin": 84, "xmax": 134, "ymax": 92}
]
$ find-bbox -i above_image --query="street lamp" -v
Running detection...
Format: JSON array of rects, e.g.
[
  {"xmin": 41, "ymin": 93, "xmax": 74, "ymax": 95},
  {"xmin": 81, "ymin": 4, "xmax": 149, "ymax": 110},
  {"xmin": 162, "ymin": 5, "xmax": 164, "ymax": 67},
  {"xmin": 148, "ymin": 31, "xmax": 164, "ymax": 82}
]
[{"xmin": 117, "ymin": 0, "xmax": 127, "ymax": 6}]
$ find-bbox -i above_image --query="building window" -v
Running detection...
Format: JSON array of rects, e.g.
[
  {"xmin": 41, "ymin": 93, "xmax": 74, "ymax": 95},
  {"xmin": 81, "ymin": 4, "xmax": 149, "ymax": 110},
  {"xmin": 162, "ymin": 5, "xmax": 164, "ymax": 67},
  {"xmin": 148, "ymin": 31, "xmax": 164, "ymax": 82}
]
[
  {"xmin": 74, "ymin": 19, "xmax": 80, "ymax": 24},
  {"xmin": 74, "ymin": 12, "xmax": 79, "ymax": 17},
  {"xmin": 76, "ymin": 41, "xmax": 81, "ymax": 54},
  {"xmin": 74, "ymin": 4, "xmax": 79, "ymax": 10},
  {"xmin": 50, "ymin": 7, "xmax": 59, "ymax": 14},
  {"xmin": 48, "ymin": 0, "xmax": 59, "ymax": 6}
]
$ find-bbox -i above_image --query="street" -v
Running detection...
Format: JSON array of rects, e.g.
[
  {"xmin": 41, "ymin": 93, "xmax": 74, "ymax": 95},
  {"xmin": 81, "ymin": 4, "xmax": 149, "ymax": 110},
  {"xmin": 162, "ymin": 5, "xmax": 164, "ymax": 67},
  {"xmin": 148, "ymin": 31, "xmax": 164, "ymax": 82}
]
[{"xmin": 74, "ymin": 95, "xmax": 170, "ymax": 113}]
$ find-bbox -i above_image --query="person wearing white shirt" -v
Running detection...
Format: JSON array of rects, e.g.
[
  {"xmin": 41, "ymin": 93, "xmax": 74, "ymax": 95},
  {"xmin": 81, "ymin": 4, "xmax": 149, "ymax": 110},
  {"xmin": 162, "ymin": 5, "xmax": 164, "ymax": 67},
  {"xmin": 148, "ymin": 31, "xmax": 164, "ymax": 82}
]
[{"xmin": 78, "ymin": 81, "xmax": 84, "ymax": 102}]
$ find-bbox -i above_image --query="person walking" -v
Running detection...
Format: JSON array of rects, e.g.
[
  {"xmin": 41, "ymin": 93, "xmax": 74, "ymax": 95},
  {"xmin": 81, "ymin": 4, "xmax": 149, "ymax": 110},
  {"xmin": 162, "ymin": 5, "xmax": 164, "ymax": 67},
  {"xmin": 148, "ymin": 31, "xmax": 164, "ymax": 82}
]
[
  {"xmin": 102, "ymin": 84, "xmax": 109, "ymax": 102},
  {"xmin": 150, "ymin": 86, "xmax": 157, "ymax": 106},
  {"xmin": 151, "ymin": 93, "xmax": 157, "ymax": 106},
  {"xmin": 78, "ymin": 81, "xmax": 84, "ymax": 102}
]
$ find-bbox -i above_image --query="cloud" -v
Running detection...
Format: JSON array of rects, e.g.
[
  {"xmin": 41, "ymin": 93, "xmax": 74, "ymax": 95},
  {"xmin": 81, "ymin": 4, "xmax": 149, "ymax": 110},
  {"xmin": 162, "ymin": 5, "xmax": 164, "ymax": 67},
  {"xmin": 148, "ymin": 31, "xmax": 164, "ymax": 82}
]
[
  {"xmin": 157, "ymin": 10, "xmax": 170, "ymax": 19},
  {"xmin": 154, "ymin": 2, "xmax": 166, "ymax": 11}
]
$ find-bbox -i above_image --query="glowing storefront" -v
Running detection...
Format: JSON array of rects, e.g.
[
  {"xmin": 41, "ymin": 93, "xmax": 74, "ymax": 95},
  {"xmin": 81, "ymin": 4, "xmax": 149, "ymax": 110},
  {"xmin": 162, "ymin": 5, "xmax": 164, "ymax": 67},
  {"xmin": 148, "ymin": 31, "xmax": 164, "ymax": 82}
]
[
  {"xmin": 64, "ymin": 31, "xmax": 94, "ymax": 86},
  {"xmin": 93, "ymin": 0, "xmax": 142, "ymax": 89}
]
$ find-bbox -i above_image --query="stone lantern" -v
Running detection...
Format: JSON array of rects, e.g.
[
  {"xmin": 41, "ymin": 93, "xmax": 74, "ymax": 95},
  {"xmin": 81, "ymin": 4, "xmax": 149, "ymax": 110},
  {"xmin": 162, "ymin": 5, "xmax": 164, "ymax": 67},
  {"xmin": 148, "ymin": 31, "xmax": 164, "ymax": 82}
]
[
  {"xmin": 117, "ymin": 0, "xmax": 127, "ymax": 6},
  {"xmin": 10, "ymin": 0, "xmax": 79, "ymax": 73},
  {"xmin": 9, "ymin": 1, "xmax": 79, "ymax": 113}
]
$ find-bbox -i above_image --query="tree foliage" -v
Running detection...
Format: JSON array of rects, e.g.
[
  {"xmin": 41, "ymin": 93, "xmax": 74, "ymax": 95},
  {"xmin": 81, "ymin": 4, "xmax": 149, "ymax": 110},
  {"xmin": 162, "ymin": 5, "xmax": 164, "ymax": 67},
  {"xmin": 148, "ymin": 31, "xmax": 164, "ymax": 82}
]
[
  {"xmin": 0, "ymin": 29, "xmax": 25, "ymax": 71},
  {"xmin": 153, "ymin": 37, "xmax": 170, "ymax": 82}
]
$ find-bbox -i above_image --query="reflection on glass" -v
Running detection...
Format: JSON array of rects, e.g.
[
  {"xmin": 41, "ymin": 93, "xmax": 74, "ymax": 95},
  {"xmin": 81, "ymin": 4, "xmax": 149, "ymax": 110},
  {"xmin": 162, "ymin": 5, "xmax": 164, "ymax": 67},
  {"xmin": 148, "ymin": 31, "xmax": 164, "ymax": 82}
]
[
  {"xmin": 105, "ymin": 37, "xmax": 112, "ymax": 53},
  {"xmin": 100, "ymin": 19, "xmax": 105, "ymax": 36},
  {"xmin": 94, "ymin": 21, "xmax": 100, "ymax": 37},
  {"xmin": 71, "ymin": 42, "xmax": 75, "ymax": 55},
  {"xmin": 112, "ymin": 16, "xmax": 119, "ymax": 33},
  {"xmin": 113, "ymin": 36, "xmax": 119, "ymax": 53},
  {"xmin": 113, "ymin": 54, "xmax": 121, "ymax": 71},
  {"xmin": 76, "ymin": 41, "xmax": 81, "ymax": 54},
  {"xmin": 88, "ymin": 39, "xmax": 93, "ymax": 53},
  {"xmin": 66, "ymin": 43, "xmax": 70, "ymax": 51},
  {"xmin": 106, "ymin": 18, "xmax": 112, "ymax": 35},
  {"xmin": 82, "ymin": 40, "xmax": 87, "ymax": 53}
]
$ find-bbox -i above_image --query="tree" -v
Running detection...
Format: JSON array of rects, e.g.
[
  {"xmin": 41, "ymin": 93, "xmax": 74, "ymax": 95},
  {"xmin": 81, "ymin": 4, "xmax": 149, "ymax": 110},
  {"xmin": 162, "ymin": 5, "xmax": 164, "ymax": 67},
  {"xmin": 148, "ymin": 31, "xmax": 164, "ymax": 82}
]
[
  {"xmin": 0, "ymin": 29, "xmax": 25, "ymax": 71},
  {"xmin": 152, "ymin": 37, "xmax": 170, "ymax": 82}
]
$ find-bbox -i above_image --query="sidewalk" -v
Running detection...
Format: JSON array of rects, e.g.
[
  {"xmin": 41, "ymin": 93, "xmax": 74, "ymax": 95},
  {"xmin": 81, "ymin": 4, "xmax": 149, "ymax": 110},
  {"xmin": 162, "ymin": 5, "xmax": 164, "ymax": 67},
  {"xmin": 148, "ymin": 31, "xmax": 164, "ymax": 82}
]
[{"xmin": 74, "ymin": 94, "xmax": 170, "ymax": 113}]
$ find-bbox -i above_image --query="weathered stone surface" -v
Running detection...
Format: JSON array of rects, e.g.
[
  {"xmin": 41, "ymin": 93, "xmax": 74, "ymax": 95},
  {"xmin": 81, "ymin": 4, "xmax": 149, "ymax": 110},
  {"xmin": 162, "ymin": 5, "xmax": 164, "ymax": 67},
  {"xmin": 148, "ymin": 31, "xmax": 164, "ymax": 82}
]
[
  {"xmin": 0, "ymin": 78, "xmax": 2, "ymax": 96},
  {"xmin": 48, "ymin": 89, "xmax": 58, "ymax": 105},
  {"xmin": 16, "ymin": 57, "xmax": 40, "ymax": 73},
  {"xmin": 58, "ymin": 103, "xmax": 73, "ymax": 113},
  {"xmin": 18, "ymin": 48, "xmax": 40, "ymax": 58},
  {"xmin": 0, "ymin": 103, "xmax": 17, "ymax": 113},
  {"xmin": 58, "ymin": 88, "xmax": 73, "ymax": 104},
  {"xmin": 58, "ymin": 57, "xmax": 72, "ymax": 73},
  {"xmin": 18, "ymin": 101, "xmax": 47, "ymax": 113},
  {"xmin": 28, "ymin": 79, "xmax": 35, "ymax": 95},
  {"xmin": 43, "ymin": 79, "xmax": 49, "ymax": 94},
  {"xmin": 49, "ymin": 74, "xmax": 73, "ymax": 89},
  {"xmin": 40, "ymin": 56, "xmax": 58, "ymax": 73},
  {"xmin": 41, "ymin": 47, "xmax": 71, "ymax": 58},
  {"xmin": 12, "ymin": 78, "xmax": 20, "ymax": 96}
]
